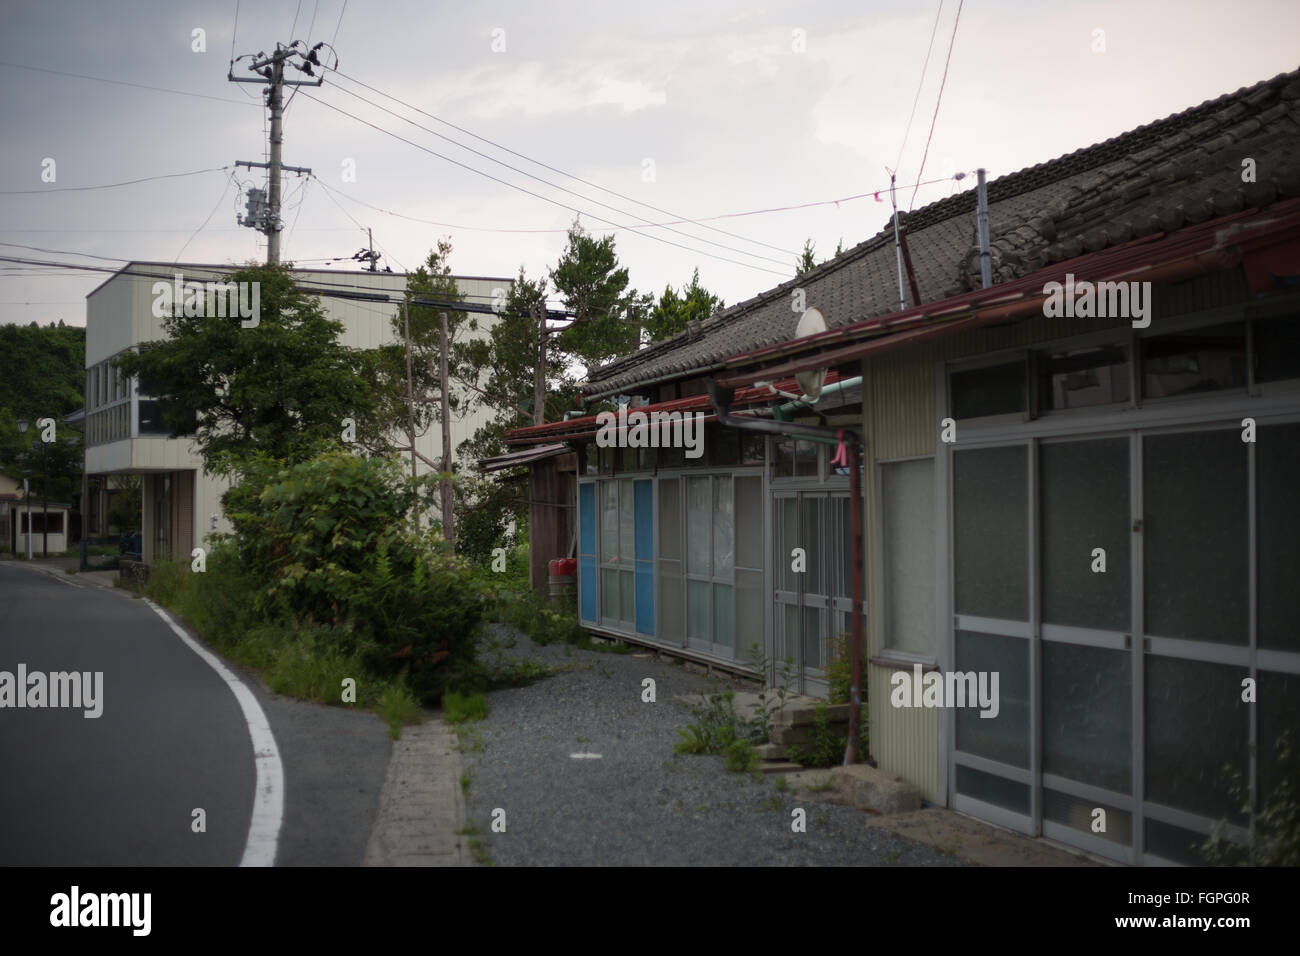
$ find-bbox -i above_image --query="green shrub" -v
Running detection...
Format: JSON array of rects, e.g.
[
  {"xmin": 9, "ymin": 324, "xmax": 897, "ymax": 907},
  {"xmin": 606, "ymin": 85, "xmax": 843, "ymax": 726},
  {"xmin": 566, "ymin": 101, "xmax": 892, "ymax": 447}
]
[
  {"xmin": 220, "ymin": 451, "xmax": 485, "ymax": 703},
  {"xmin": 1203, "ymin": 731, "xmax": 1300, "ymax": 866},
  {"xmin": 788, "ymin": 703, "xmax": 847, "ymax": 769},
  {"xmin": 443, "ymin": 690, "xmax": 488, "ymax": 724},
  {"xmin": 826, "ymin": 633, "xmax": 856, "ymax": 706},
  {"xmin": 377, "ymin": 683, "xmax": 424, "ymax": 740}
]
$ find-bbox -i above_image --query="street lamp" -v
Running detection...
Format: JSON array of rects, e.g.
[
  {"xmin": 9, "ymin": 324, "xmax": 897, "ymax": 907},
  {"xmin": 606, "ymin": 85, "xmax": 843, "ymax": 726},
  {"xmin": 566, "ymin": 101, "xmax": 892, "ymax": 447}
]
[{"xmin": 16, "ymin": 418, "xmax": 49, "ymax": 559}]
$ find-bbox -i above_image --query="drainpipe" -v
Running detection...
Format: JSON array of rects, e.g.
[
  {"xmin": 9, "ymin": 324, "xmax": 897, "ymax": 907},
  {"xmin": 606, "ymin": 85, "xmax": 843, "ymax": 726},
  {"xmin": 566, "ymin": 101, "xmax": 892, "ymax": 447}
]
[
  {"xmin": 707, "ymin": 379, "xmax": 865, "ymax": 762},
  {"xmin": 771, "ymin": 376, "xmax": 862, "ymax": 418},
  {"xmin": 976, "ymin": 167, "xmax": 992, "ymax": 289}
]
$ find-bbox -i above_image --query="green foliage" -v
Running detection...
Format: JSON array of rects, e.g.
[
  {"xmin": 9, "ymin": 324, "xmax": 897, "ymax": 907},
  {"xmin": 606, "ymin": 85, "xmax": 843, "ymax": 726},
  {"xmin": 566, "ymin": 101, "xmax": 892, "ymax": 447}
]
[
  {"xmin": 443, "ymin": 690, "xmax": 488, "ymax": 724},
  {"xmin": 114, "ymin": 263, "xmax": 386, "ymax": 477},
  {"xmin": 1202, "ymin": 731, "xmax": 1300, "ymax": 866},
  {"xmin": 748, "ymin": 643, "xmax": 795, "ymax": 743},
  {"xmin": 826, "ymin": 633, "xmax": 855, "ymax": 706},
  {"xmin": 377, "ymin": 684, "xmax": 424, "ymax": 740},
  {"xmin": 488, "ymin": 587, "xmax": 589, "ymax": 647},
  {"xmin": 796, "ymin": 238, "xmax": 818, "ymax": 276},
  {"xmin": 550, "ymin": 220, "xmax": 640, "ymax": 371},
  {"xmin": 0, "ymin": 322, "xmax": 85, "ymax": 443},
  {"xmin": 106, "ymin": 475, "xmax": 142, "ymax": 532},
  {"xmin": 643, "ymin": 267, "xmax": 725, "ymax": 343},
  {"xmin": 674, "ymin": 687, "xmax": 764, "ymax": 773},
  {"xmin": 221, "ymin": 450, "xmax": 485, "ymax": 704},
  {"xmin": 788, "ymin": 703, "xmax": 847, "ymax": 769}
]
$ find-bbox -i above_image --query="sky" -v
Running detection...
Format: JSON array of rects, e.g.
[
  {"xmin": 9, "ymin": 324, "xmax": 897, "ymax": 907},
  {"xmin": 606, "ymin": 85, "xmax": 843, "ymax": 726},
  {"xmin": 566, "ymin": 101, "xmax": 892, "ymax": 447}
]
[{"xmin": 1, "ymin": 0, "xmax": 1298, "ymax": 328}]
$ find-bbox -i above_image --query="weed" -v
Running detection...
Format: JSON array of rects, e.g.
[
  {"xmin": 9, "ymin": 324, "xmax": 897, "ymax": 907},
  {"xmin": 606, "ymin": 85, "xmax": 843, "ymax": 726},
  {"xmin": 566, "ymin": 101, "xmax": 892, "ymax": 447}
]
[
  {"xmin": 377, "ymin": 683, "xmax": 424, "ymax": 740},
  {"xmin": 443, "ymin": 690, "xmax": 488, "ymax": 724},
  {"xmin": 468, "ymin": 837, "xmax": 492, "ymax": 866},
  {"xmin": 886, "ymin": 849, "xmax": 902, "ymax": 864},
  {"xmin": 773, "ymin": 775, "xmax": 790, "ymax": 793},
  {"xmin": 724, "ymin": 737, "xmax": 759, "ymax": 773},
  {"xmin": 454, "ymin": 823, "xmax": 482, "ymax": 836},
  {"xmin": 803, "ymin": 774, "xmax": 837, "ymax": 793},
  {"xmin": 453, "ymin": 726, "xmax": 485, "ymax": 754},
  {"xmin": 788, "ymin": 703, "xmax": 848, "ymax": 769},
  {"xmin": 460, "ymin": 771, "xmax": 472, "ymax": 795},
  {"xmin": 762, "ymin": 793, "xmax": 784, "ymax": 812}
]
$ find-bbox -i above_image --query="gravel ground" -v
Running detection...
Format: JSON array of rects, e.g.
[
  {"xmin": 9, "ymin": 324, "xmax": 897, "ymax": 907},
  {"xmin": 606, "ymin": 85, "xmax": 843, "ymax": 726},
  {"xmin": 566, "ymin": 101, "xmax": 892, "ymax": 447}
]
[{"xmin": 459, "ymin": 625, "xmax": 965, "ymax": 866}]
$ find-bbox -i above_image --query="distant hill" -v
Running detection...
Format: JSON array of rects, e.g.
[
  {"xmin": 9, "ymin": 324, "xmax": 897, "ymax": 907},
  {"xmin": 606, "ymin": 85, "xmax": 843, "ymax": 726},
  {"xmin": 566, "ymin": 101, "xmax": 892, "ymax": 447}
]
[{"xmin": 0, "ymin": 321, "xmax": 85, "ymax": 467}]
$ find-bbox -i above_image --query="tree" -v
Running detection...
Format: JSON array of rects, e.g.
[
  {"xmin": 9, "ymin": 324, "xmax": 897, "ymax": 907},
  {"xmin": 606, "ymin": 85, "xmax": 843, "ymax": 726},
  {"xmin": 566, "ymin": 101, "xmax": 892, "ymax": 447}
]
[
  {"xmin": 796, "ymin": 238, "xmax": 818, "ymax": 276},
  {"xmin": 549, "ymin": 220, "xmax": 639, "ymax": 374},
  {"xmin": 643, "ymin": 267, "xmax": 725, "ymax": 343},
  {"xmin": 114, "ymin": 263, "xmax": 385, "ymax": 478}
]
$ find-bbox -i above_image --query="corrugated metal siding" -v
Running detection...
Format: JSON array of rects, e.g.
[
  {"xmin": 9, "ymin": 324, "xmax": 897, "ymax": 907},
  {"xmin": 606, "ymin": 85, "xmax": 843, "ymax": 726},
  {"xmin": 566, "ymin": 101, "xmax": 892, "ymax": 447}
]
[
  {"xmin": 858, "ymin": 267, "xmax": 1252, "ymax": 809},
  {"xmin": 869, "ymin": 664, "xmax": 940, "ymax": 802}
]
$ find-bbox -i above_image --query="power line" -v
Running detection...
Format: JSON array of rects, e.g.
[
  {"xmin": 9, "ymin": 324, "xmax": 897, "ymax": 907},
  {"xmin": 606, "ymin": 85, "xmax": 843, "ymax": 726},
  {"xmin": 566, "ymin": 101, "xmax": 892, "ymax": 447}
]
[
  {"xmin": 0, "ymin": 59, "xmax": 260, "ymax": 107},
  {"xmin": 299, "ymin": 90, "xmax": 788, "ymax": 278},
  {"xmin": 314, "ymin": 174, "xmax": 961, "ymax": 237},
  {"xmin": 908, "ymin": 0, "xmax": 964, "ymax": 213},
  {"xmin": 176, "ymin": 172, "xmax": 238, "ymax": 262},
  {"xmin": 289, "ymin": 0, "xmax": 302, "ymax": 40},
  {"xmin": 331, "ymin": 0, "xmax": 348, "ymax": 46},
  {"xmin": 895, "ymin": 0, "xmax": 945, "ymax": 173},
  {"xmin": 327, "ymin": 66, "xmax": 798, "ymax": 259},
  {"xmin": 0, "ymin": 166, "xmax": 231, "ymax": 195},
  {"xmin": 315, "ymin": 80, "xmax": 792, "ymax": 268}
]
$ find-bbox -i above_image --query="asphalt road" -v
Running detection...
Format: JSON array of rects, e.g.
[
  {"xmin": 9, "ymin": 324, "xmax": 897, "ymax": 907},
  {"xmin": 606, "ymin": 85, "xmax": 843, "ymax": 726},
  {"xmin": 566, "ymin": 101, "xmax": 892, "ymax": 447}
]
[{"xmin": 0, "ymin": 563, "xmax": 391, "ymax": 866}]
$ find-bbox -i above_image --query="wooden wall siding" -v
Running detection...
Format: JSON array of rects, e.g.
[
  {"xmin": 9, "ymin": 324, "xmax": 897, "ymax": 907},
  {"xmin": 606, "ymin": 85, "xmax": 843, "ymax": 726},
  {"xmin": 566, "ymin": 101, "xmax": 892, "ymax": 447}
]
[
  {"xmin": 528, "ymin": 453, "xmax": 577, "ymax": 591},
  {"xmin": 857, "ymin": 266, "xmax": 1253, "ymax": 807}
]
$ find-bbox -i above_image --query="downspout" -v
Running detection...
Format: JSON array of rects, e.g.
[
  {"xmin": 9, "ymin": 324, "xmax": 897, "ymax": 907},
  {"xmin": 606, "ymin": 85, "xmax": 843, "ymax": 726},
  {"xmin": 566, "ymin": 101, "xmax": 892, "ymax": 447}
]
[{"xmin": 707, "ymin": 379, "xmax": 865, "ymax": 763}]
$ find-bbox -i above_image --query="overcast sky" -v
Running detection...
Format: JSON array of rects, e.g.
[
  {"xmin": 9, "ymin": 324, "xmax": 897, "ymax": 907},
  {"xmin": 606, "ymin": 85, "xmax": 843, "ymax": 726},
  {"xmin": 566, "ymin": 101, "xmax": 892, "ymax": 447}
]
[{"xmin": 1, "ymin": 0, "xmax": 1297, "ymax": 328}]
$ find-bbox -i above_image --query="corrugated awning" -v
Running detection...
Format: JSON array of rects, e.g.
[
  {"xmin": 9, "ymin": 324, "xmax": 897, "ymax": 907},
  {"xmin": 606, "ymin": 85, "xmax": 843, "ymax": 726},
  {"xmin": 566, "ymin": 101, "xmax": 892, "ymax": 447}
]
[{"xmin": 477, "ymin": 443, "xmax": 570, "ymax": 472}]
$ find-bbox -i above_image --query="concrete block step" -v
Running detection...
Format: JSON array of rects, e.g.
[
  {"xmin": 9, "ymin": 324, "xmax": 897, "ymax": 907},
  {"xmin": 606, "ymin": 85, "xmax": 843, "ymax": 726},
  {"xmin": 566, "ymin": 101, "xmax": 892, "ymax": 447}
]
[{"xmin": 757, "ymin": 762, "xmax": 805, "ymax": 774}]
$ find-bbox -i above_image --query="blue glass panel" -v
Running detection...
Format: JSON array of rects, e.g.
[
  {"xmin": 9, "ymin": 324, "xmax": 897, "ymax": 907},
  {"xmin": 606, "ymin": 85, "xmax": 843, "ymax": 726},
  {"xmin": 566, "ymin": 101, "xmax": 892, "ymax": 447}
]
[
  {"xmin": 578, "ymin": 484, "xmax": 595, "ymax": 555},
  {"xmin": 634, "ymin": 480, "xmax": 653, "ymax": 560},
  {"xmin": 579, "ymin": 555, "xmax": 597, "ymax": 622}
]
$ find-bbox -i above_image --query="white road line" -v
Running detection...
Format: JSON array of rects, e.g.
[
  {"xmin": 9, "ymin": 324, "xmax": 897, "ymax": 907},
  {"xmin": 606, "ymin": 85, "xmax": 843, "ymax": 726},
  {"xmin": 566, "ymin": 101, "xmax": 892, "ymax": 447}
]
[{"xmin": 143, "ymin": 598, "xmax": 284, "ymax": 867}]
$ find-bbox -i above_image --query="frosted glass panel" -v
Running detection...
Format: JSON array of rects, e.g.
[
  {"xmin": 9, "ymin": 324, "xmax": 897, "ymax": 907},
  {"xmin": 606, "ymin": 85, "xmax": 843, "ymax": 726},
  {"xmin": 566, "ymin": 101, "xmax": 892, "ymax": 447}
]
[
  {"xmin": 686, "ymin": 477, "xmax": 710, "ymax": 574},
  {"xmin": 1044, "ymin": 790, "xmax": 1132, "ymax": 846},
  {"xmin": 657, "ymin": 561, "xmax": 681, "ymax": 643},
  {"xmin": 1256, "ymin": 671, "xmax": 1298, "ymax": 811},
  {"xmin": 600, "ymin": 481, "xmax": 617, "ymax": 561},
  {"xmin": 1041, "ymin": 438, "xmax": 1130, "ymax": 631},
  {"xmin": 956, "ymin": 765, "xmax": 1029, "ymax": 814},
  {"xmin": 734, "ymin": 477, "xmax": 762, "ymax": 568},
  {"xmin": 687, "ymin": 580, "xmax": 710, "ymax": 639},
  {"xmin": 955, "ymin": 630, "xmax": 1029, "ymax": 769},
  {"xmin": 1258, "ymin": 424, "xmax": 1300, "ymax": 651},
  {"xmin": 799, "ymin": 497, "xmax": 822, "ymax": 594},
  {"xmin": 1043, "ymin": 642, "xmax": 1131, "ymax": 792},
  {"xmin": 619, "ymin": 479, "xmax": 634, "ymax": 560},
  {"xmin": 714, "ymin": 477, "xmax": 733, "ymax": 575},
  {"xmin": 619, "ymin": 570, "xmax": 634, "ymax": 625},
  {"xmin": 1145, "ymin": 656, "xmax": 1248, "ymax": 822},
  {"xmin": 783, "ymin": 604, "xmax": 797, "ymax": 663},
  {"xmin": 802, "ymin": 605, "xmax": 821, "ymax": 669},
  {"xmin": 882, "ymin": 458, "xmax": 935, "ymax": 655},
  {"xmin": 713, "ymin": 583, "xmax": 734, "ymax": 650},
  {"xmin": 777, "ymin": 498, "xmax": 797, "ymax": 591},
  {"xmin": 954, "ymin": 445, "xmax": 1028, "ymax": 621},
  {"xmin": 658, "ymin": 478, "xmax": 680, "ymax": 561},
  {"xmin": 1144, "ymin": 431, "xmax": 1246, "ymax": 644},
  {"xmin": 735, "ymin": 569, "xmax": 763, "ymax": 657},
  {"xmin": 601, "ymin": 568, "xmax": 618, "ymax": 620}
]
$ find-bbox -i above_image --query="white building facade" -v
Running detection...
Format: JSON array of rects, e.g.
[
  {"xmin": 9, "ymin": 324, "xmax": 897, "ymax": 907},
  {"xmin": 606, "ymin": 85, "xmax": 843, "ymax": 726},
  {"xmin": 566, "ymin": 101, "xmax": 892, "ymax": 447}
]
[{"xmin": 83, "ymin": 262, "xmax": 511, "ymax": 565}]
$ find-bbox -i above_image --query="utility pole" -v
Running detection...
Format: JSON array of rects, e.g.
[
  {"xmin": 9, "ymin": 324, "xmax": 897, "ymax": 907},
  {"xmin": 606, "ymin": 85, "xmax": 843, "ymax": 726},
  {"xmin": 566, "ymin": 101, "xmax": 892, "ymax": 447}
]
[
  {"xmin": 368, "ymin": 229, "xmax": 376, "ymax": 272},
  {"xmin": 439, "ymin": 312, "xmax": 455, "ymax": 553},
  {"xmin": 532, "ymin": 303, "xmax": 546, "ymax": 427},
  {"xmin": 230, "ymin": 42, "xmax": 329, "ymax": 263},
  {"xmin": 976, "ymin": 167, "xmax": 992, "ymax": 289}
]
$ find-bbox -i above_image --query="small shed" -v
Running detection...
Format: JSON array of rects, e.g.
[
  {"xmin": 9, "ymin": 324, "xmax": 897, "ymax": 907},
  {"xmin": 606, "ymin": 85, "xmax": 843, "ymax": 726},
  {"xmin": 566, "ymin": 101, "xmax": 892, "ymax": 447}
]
[{"xmin": 478, "ymin": 442, "xmax": 576, "ymax": 591}]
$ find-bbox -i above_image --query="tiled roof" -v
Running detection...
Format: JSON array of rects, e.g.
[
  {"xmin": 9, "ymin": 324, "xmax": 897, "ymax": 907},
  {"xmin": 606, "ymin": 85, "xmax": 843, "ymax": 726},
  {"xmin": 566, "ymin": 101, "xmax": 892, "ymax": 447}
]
[{"xmin": 586, "ymin": 67, "xmax": 1300, "ymax": 396}]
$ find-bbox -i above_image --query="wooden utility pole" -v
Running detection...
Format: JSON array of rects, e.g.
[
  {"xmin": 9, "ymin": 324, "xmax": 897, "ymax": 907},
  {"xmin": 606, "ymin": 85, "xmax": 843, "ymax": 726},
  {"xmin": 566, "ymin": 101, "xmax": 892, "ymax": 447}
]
[
  {"xmin": 532, "ymin": 303, "xmax": 546, "ymax": 427},
  {"xmin": 439, "ymin": 311, "xmax": 455, "ymax": 552}
]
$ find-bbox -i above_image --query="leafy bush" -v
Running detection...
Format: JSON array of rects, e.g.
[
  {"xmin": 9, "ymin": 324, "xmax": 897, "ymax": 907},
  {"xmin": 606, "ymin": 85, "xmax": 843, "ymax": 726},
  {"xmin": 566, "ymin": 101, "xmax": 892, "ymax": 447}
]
[
  {"xmin": 220, "ymin": 450, "xmax": 485, "ymax": 702},
  {"xmin": 1202, "ymin": 731, "xmax": 1300, "ymax": 866},
  {"xmin": 489, "ymin": 586, "xmax": 588, "ymax": 647},
  {"xmin": 788, "ymin": 703, "xmax": 847, "ymax": 769},
  {"xmin": 674, "ymin": 688, "xmax": 764, "ymax": 773},
  {"xmin": 826, "ymin": 633, "xmax": 856, "ymax": 706}
]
